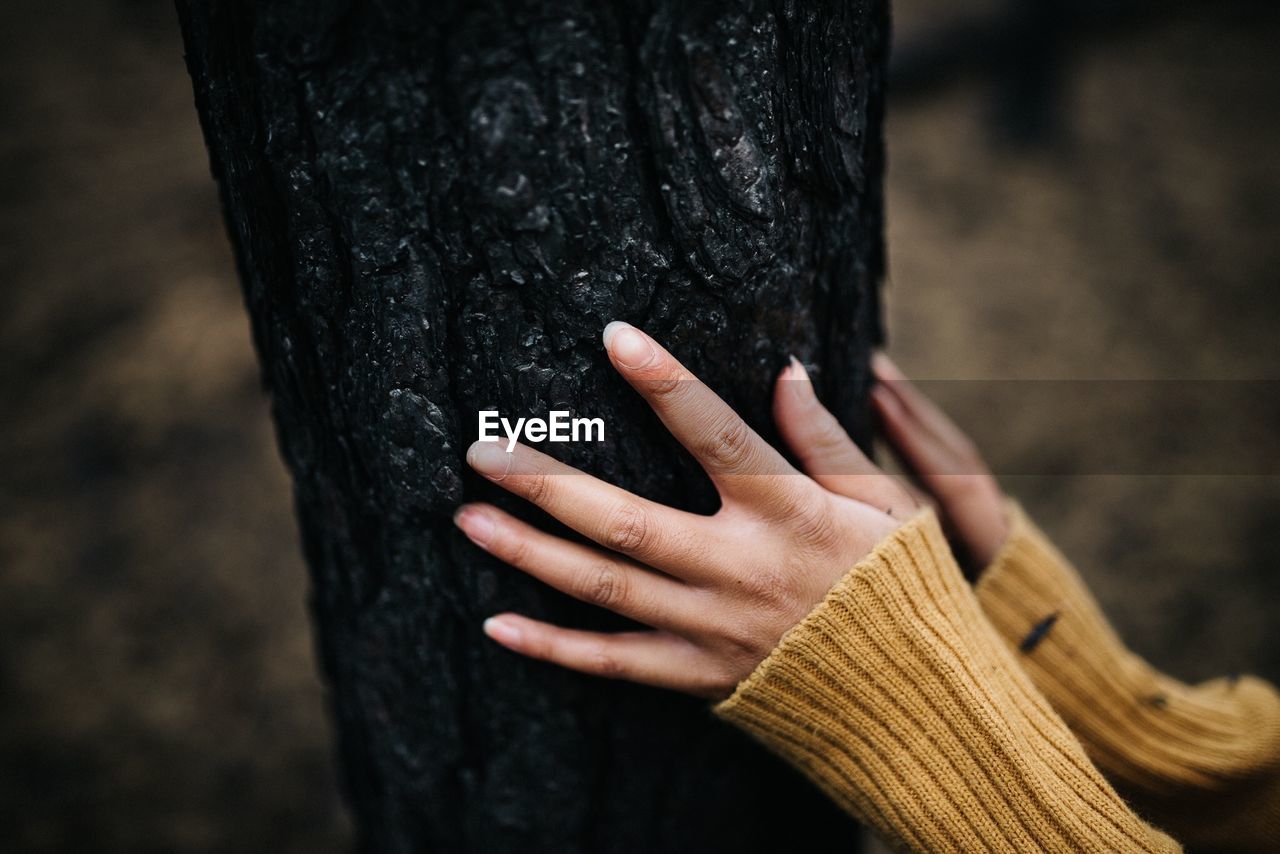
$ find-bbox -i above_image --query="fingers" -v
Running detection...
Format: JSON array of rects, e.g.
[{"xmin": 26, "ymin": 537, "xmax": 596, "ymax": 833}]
[
  {"xmin": 773, "ymin": 356, "xmax": 878, "ymax": 477},
  {"xmin": 601, "ymin": 322, "xmax": 801, "ymax": 510},
  {"xmin": 466, "ymin": 440, "xmax": 722, "ymax": 582},
  {"xmin": 454, "ymin": 503, "xmax": 702, "ymax": 633},
  {"xmin": 482, "ymin": 614, "xmax": 718, "ymax": 697},
  {"xmin": 871, "ymin": 353, "xmax": 1008, "ymax": 569},
  {"xmin": 772, "ymin": 358, "xmax": 918, "ymax": 519},
  {"xmin": 870, "ymin": 353, "xmax": 986, "ymax": 484}
]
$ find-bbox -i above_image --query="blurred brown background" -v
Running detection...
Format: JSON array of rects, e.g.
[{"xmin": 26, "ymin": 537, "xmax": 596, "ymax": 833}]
[{"xmin": 1, "ymin": 1, "xmax": 1277, "ymax": 851}]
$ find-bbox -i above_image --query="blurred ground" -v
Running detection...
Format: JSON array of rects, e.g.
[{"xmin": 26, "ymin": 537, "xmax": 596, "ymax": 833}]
[
  {"xmin": 886, "ymin": 0, "xmax": 1280, "ymax": 683},
  {"xmin": 0, "ymin": 1, "xmax": 1277, "ymax": 851}
]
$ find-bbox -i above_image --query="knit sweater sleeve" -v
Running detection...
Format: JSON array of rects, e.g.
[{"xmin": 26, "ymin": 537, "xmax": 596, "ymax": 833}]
[
  {"xmin": 974, "ymin": 502, "xmax": 1280, "ymax": 851},
  {"xmin": 714, "ymin": 509, "xmax": 1178, "ymax": 852}
]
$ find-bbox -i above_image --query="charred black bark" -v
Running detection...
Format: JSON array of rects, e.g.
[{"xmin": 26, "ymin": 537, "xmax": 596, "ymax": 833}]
[{"xmin": 177, "ymin": 1, "xmax": 887, "ymax": 851}]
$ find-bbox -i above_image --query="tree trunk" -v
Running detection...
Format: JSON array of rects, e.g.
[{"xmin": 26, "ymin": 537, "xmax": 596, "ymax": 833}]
[{"xmin": 176, "ymin": 1, "xmax": 888, "ymax": 851}]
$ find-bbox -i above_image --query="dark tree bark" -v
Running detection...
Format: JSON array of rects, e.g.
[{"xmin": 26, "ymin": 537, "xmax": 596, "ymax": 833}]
[{"xmin": 177, "ymin": 1, "xmax": 888, "ymax": 851}]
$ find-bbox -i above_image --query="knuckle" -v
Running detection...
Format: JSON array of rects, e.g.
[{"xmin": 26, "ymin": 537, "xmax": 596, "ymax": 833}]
[
  {"xmin": 522, "ymin": 470, "xmax": 552, "ymax": 506},
  {"xmin": 760, "ymin": 477, "xmax": 812, "ymax": 517},
  {"xmin": 697, "ymin": 666, "xmax": 741, "ymax": 700},
  {"xmin": 578, "ymin": 561, "xmax": 628, "ymax": 609},
  {"xmin": 646, "ymin": 366, "xmax": 683, "ymax": 399},
  {"xmin": 740, "ymin": 566, "xmax": 796, "ymax": 612},
  {"xmin": 591, "ymin": 646, "xmax": 625, "ymax": 679},
  {"xmin": 497, "ymin": 528, "xmax": 533, "ymax": 566},
  {"xmin": 789, "ymin": 496, "xmax": 840, "ymax": 552},
  {"xmin": 700, "ymin": 416, "xmax": 752, "ymax": 470},
  {"xmin": 713, "ymin": 614, "xmax": 763, "ymax": 657},
  {"xmin": 811, "ymin": 416, "xmax": 851, "ymax": 456},
  {"xmin": 759, "ymin": 480, "xmax": 831, "ymax": 534},
  {"xmin": 602, "ymin": 501, "xmax": 650, "ymax": 553}
]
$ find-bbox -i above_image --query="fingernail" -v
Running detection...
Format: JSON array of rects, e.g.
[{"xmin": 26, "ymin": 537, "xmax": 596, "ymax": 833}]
[
  {"xmin": 484, "ymin": 616, "xmax": 522, "ymax": 646},
  {"xmin": 467, "ymin": 440, "xmax": 514, "ymax": 480},
  {"xmin": 453, "ymin": 506, "xmax": 496, "ymax": 547},
  {"xmin": 603, "ymin": 321, "xmax": 655, "ymax": 369},
  {"xmin": 872, "ymin": 352, "xmax": 904, "ymax": 381},
  {"xmin": 789, "ymin": 355, "xmax": 814, "ymax": 401}
]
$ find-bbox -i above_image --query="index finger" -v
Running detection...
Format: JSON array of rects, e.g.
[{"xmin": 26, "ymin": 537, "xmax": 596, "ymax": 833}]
[{"xmin": 601, "ymin": 322, "xmax": 802, "ymax": 511}]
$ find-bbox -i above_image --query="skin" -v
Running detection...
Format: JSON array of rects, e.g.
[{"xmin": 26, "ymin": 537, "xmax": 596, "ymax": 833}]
[
  {"xmin": 454, "ymin": 322, "xmax": 1008, "ymax": 700},
  {"xmin": 870, "ymin": 353, "xmax": 1008, "ymax": 574}
]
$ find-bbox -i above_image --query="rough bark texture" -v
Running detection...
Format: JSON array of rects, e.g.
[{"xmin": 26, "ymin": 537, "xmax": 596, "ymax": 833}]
[{"xmin": 176, "ymin": 1, "xmax": 887, "ymax": 851}]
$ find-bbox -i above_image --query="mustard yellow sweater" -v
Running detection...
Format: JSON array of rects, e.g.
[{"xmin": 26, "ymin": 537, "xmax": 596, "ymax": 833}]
[{"xmin": 716, "ymin": 506, "xmax": 1280, "ymax": 852}]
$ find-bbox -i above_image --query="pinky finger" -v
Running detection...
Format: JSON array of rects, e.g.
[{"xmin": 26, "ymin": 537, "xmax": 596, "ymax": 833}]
[{"xmin": 482, "ymin": 613, "xmax": 714, "ymax": 696}]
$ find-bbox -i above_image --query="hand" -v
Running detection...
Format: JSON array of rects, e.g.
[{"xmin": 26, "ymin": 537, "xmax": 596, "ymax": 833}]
[
  {"xmin": 770, "ymin": 351, "xmax": 1007, "ymax": 575},
  {"xmin": 868, "ymin": 355, "xmax": 1007, "ymax": 572},
  {"xmin": 455, "ymin": 323, "xmax": 917, "ymax": 699}
]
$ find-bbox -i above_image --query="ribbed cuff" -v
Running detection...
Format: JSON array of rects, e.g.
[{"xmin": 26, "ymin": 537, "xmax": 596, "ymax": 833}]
[
  {"xmin": 976, "ymin": 501, "xmax": 1280, "ymax": 798},
  {"xmin": 716, "ymin": 510, "xmax": 1176, "ymax": 853}
]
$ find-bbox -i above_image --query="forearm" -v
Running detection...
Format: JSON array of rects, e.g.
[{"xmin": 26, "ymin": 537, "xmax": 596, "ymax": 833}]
[
  {"xmin": 975, "ymin": 503, "xmax": 1280, "ymax": 850},
  {"xmin": 716, "ymin": 511, "xmax": 1178, "ymax": 852}
]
